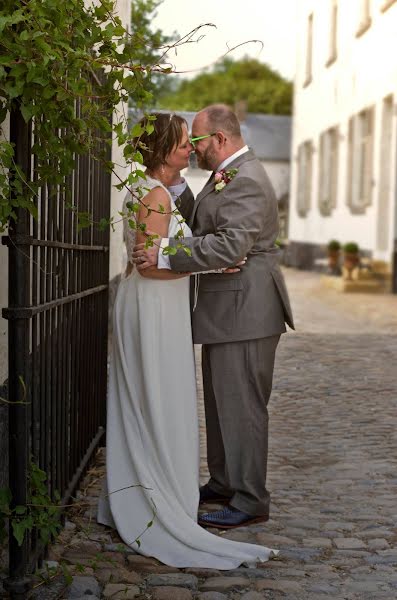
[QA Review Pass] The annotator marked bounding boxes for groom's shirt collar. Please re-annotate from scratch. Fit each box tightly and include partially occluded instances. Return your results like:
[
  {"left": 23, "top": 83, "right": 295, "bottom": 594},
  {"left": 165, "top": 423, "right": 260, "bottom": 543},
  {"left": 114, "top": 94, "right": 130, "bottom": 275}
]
[{"left": 216, "top": 145, "right": 249, "bottom": 172}]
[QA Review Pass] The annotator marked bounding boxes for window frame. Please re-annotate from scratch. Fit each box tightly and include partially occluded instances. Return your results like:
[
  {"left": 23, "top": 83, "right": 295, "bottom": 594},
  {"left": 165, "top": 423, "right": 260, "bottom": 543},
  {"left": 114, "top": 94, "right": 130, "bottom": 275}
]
[
  {"left": 326, "top": 0, "right": 338, "bottom": 67},
  {"left": 318, "top": 126, "right": 339, "bottom": 216},
  {"left": 356, "top": 0, "right": 372, "bottom": 37},
  {"left": 381, "top": 0, "right": 397, "bottom": 12},
  {"left": 346, "top": 107, "right": 374, "bottom": 214},
  {"left": 297, "top": 140, "right": 313, "bottom": 217},
  {"left": 303, "top": 13, "right": 314, "bottom": 87}
]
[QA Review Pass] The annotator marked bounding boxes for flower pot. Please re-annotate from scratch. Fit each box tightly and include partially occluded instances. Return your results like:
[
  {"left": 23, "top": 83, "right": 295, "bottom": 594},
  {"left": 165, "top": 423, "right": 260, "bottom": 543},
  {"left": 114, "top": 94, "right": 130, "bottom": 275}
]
[
  {"left": 343, "top": 252, "right": 359, "bottom": 280},
  {"left": 327, "top": 250, "right": 340, "bottom": 274}
]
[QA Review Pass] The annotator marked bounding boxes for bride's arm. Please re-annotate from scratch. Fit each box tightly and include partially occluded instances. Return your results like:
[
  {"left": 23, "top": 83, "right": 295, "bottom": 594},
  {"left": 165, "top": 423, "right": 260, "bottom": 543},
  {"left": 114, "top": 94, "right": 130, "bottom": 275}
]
[{"left": 135, "top": 187, "right": 188, "bottom": 280}]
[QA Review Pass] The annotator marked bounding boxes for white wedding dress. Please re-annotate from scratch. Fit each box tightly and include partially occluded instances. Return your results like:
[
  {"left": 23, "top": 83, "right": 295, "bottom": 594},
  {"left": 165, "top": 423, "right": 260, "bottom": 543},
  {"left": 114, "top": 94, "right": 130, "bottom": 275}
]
[{"left": 97, "top": 176, "right": 277, "bottom": 568}]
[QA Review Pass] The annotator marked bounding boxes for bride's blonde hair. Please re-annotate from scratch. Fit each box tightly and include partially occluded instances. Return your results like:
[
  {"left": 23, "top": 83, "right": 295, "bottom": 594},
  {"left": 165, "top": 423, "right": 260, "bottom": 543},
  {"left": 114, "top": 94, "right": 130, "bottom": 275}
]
[{"left": 133, "top": 112, "right": 187, "bottom": 170}]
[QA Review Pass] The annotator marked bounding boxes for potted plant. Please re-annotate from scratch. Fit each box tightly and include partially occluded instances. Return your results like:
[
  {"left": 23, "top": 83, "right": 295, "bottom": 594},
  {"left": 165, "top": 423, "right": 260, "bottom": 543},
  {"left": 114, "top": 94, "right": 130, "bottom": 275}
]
[
  {"left": 343, "top": 241, "right": 360, "bottom": 279},
  {"left": 327, "top": 239, "right": 341, "bottom": 274}
]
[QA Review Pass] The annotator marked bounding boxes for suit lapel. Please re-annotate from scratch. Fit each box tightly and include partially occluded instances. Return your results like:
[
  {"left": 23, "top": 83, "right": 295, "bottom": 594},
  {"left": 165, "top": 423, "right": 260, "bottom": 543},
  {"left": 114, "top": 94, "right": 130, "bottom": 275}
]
[
  {"left": 190, "top": 172, "right": 214, "bottom": 226},
  {"left": 190, "top": 150, "right": 256, "bottom": 227}
]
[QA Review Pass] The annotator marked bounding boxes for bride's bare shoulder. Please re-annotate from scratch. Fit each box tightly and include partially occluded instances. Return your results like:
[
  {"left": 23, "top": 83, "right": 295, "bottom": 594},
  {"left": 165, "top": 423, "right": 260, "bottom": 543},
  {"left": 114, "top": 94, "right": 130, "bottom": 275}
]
[{"left": 142, "top": 185, "right": 171, "bottom": 212}]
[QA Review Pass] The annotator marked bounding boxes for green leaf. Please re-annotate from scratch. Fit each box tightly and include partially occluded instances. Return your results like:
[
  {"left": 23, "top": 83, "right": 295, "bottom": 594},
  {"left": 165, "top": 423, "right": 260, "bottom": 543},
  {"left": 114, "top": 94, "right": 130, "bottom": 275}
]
[
  {"left": 132, "top": 151, "right": 143, "bottom": 164},
  {"left": 99, "top": 218, "right": 109, "bottom": 231},
  {"left": 131, "top": 123, "right": 143, "bottom": 138},
  {"left": 20, "top": 29, "right": 30, "bottom": 41},
  {"left": 61, "top": 564, "right": 73, "bottom": 585},
  {"left": 15, "top": 505, "right": 26, "bottom": 515},
  {"left": 12, "top": 520, "right": 28, "bottom": 546},
  {"left": 162, "top": 246, "right": 177, "bottom": 256},
  {"left": 20, "top": 104, "right": 35, "bottom": 123}
]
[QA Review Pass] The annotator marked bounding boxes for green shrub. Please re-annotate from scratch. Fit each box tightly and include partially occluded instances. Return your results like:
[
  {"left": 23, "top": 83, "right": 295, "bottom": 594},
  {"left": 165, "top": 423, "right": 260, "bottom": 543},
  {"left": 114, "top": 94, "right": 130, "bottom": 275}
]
[
  {"left": 327, "top": 239, "right": 341, "bottom": 252},
  {"left": 343, "top": 242, "right": 359, "bottom": 254}
]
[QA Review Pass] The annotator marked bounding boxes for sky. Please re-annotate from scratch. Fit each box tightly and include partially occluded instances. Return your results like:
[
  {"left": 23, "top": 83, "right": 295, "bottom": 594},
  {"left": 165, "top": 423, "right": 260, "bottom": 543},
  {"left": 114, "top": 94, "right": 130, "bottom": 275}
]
[{"left": 152, "top": 0, "right": 298, "bottom": 81}]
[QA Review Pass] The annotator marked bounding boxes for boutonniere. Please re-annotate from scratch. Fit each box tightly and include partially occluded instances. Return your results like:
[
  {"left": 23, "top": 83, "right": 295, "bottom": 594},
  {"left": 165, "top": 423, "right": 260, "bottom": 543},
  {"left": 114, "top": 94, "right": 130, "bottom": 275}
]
[{"left": 214, "top": 168, "right": 238, "bottom": 193}]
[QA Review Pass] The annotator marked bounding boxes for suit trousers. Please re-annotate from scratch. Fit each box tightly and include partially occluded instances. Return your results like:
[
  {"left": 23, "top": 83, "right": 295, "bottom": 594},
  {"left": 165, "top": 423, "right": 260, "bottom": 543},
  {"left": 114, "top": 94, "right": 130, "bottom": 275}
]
[{"left": 201, "top": 335, "right": 280, "bottom": 516}]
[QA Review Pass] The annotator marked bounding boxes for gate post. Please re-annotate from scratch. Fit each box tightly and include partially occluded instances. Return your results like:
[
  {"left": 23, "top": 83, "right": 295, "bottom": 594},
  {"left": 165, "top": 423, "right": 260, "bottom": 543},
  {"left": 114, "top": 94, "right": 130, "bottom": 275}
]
[{"left": 3, "top": 108, "right": 33, "bottom": 599}]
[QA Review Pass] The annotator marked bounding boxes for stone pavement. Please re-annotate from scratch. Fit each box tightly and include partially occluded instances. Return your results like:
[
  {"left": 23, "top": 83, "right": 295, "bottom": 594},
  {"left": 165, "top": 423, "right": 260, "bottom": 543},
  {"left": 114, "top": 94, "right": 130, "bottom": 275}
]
[{"left": 30, "top": 269, "right": 397, "bottom": 599}]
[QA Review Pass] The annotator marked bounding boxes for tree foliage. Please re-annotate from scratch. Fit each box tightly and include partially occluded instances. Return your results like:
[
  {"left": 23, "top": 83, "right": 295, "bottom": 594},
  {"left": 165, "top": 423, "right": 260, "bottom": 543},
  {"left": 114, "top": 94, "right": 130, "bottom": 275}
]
[
  {"left": 160, "top": 57, "right": 293, "bottom": 115},
  {"left": 130, "top": 0, "right": 179, "bottom": 103}
]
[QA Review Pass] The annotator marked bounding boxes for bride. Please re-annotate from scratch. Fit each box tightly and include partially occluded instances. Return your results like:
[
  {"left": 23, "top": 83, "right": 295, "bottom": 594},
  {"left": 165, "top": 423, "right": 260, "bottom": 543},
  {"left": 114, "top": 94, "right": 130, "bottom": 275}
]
[{"left": 97, "top": 112, "right": 277, "bottom": 568}]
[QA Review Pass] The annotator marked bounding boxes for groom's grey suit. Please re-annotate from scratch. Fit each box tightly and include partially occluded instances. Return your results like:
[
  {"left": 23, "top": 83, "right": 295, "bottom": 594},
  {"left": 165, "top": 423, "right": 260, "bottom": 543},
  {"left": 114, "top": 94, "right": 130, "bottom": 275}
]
[{"left": 169, "top": 150, "right": 294, "bottom": 516}]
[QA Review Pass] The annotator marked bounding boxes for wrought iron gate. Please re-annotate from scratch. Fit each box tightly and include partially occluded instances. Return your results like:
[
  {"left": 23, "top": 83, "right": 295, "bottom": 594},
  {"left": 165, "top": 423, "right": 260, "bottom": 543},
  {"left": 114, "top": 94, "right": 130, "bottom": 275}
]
[{"left": 2, "top": 106, "right": 111, "bottom": 597}]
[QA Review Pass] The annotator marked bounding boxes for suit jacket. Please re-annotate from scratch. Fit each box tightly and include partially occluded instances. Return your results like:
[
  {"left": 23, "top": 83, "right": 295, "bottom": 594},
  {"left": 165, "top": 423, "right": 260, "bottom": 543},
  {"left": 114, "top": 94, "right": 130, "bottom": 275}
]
[
  {"left": 169, "top": 150, "right": 294, "bottom": 344},
  {"left": 174, "top": 185, "right": 195, "bottom": 225}
]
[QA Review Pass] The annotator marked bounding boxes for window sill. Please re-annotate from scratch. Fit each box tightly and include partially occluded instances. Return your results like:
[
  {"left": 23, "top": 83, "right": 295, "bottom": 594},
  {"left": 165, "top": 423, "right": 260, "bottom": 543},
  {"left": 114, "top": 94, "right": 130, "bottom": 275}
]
[
  {"left": 319, "top": 204, "right": 334, "bottom": 217},
  {"left": 325, "top": 54, "right": 337, "bottom": 68},
  {"left": 356, "top": 18, "right": 371, "bottom": 38},
  {"left": 347, "top": 203, "right": 368, "bottom": 215},
  {"left": 297, "top": 208, "right": 310, "bottom": 218},
  {"left": 381, "top": 0, "right": 397, "bottom": 12}
]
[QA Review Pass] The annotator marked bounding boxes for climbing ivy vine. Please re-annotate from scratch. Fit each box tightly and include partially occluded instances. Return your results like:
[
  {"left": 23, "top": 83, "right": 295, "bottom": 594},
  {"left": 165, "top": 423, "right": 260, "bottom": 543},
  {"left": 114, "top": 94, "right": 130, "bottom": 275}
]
[{"left": 0, "top": 0, "right": 171, "bottom": 231}]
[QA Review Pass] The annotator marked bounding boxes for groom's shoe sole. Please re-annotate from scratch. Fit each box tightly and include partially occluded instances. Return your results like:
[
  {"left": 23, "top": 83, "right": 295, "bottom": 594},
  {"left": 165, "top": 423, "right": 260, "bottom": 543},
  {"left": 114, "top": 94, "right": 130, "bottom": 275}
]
[{"left": 198, "top": 515, "right": 269, "bottom": 529}]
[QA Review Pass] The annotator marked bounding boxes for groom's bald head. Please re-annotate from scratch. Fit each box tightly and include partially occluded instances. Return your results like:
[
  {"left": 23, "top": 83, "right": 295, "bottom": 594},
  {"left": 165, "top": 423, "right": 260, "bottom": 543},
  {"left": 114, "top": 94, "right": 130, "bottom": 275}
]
[
  {"left": 192, "top": 104, "right": 245, "bottom": 170},
  {"left": 199, "top": 104, "right": 242, "bottom": 140}
]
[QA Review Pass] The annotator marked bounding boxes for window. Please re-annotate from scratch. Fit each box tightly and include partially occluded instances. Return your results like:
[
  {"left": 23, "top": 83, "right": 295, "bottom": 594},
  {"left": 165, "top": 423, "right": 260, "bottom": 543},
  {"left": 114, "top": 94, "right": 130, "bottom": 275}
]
[
  {"left": 318, "top": 127, "right": 339, "bottom": 216},
  {"left": 377, "top": 96, "right": 393, "bottom": 251},
  {"left": 347, "top": 107, "right": 374, "bottom": 213},
  {"left": 304, "top": 13, "right": 313, "bottom": 86},
  {"left": 356, "top": 0, "right": 371, "bottom": 36},
  {"left": 381, "top": 0, "right": 397, "bottom": 12},
  {"left": 297, "top": 141, "right": 313, "bottom": 217},
  {"left": 326, "top": 0, "right": 338, "bottom": 66}
]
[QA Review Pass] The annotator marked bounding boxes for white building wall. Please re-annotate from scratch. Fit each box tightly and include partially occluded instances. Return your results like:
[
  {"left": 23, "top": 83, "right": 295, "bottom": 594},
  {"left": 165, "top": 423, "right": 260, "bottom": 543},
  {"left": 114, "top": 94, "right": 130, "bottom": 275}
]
[
  {"left": 109, "top": 0, "right": 131, "bottom": 280},
  {"left": 290, "top": 0, "right": 397, "bottom": 262}
]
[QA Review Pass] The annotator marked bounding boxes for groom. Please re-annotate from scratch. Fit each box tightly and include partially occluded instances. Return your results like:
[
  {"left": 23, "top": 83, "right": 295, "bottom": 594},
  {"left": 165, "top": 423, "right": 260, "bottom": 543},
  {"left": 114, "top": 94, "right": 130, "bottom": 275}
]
[{"left": 133, "top": 104, "right": 294, "bottom": 528}]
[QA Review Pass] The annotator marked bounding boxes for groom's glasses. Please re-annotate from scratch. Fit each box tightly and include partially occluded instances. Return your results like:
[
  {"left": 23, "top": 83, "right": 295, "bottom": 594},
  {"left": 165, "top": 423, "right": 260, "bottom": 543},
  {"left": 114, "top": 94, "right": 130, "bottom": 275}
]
[{"left": 190, "top": 132, "right": 216, "bottom": 148}]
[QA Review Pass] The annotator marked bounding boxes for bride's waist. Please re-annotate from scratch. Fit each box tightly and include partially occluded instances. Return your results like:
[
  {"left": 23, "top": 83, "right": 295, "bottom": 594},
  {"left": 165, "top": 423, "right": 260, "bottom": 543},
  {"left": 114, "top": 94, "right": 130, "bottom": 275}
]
[{"left": 120, "top": 267, "right": 189, "bottom": 286}]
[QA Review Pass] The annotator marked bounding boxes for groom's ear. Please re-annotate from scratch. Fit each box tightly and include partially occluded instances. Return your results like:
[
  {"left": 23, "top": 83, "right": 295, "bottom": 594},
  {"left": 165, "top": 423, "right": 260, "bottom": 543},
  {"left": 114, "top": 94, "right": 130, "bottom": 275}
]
[{"left": 215, "top": 131, "right": 227, "bottom": 147}]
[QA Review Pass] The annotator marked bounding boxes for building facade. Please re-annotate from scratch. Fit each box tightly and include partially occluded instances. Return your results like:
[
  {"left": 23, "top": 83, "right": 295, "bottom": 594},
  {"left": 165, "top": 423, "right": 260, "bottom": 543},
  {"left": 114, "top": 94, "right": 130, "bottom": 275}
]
[{"left": 289, "top": 0, "right": 397, "bottom": 281}]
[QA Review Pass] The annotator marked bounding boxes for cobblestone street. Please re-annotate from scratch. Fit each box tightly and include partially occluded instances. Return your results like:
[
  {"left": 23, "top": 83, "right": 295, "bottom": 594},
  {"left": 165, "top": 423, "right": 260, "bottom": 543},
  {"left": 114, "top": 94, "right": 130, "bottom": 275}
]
[{"left": 26, "top": 268, "right": 397, "bottom": 600}]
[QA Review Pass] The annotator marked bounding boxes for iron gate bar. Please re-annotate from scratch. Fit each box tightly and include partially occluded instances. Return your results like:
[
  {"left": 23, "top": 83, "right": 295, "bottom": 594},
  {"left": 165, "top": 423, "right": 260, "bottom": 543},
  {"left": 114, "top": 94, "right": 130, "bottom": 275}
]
[
  {"left": 2, "top": 284, "right": 108, "bottom": 318},
  {"left": 5, "top": 107, "right": 33, "bottom": 598},
  {"left": 2, "top": 234, "right": 109, "bottom": 251},
  {"left": 5, "top": 88, "right": 111, "bottom": 597}
]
